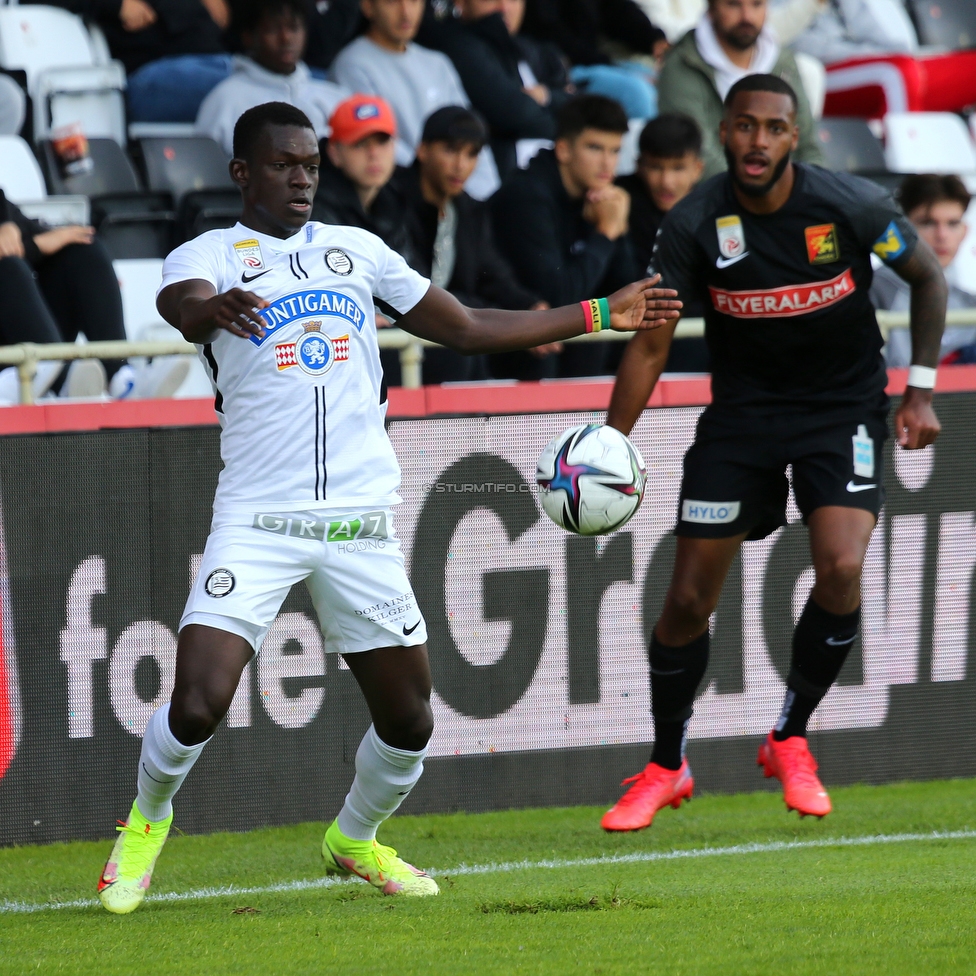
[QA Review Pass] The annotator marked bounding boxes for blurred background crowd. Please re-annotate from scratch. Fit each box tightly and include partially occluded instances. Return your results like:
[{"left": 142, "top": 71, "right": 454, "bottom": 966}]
[{"left": 0, "top": 0, "right": 974, "bottom": 401}]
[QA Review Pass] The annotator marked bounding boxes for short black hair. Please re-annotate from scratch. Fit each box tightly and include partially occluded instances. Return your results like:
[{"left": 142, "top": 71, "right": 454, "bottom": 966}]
[
  {"left": 555, "top": 94, "right": 629, "bottom": 141},
  {"left": 236, "top": 0, "right": 307, "bottom": 34},
  {"left": 723, "top": 74, "right": 798, "bottom": 115},
  {"left": 232, "top": 101, "right": 315, "bottom": 160},
  {"left": 420, "top": 106, "right": 487, "bottom": 150},
  {"left": 899, "top": 173, "right": 972, "bottom": 215},
  {"left": 638, "top": 113, "right": 702, "bottom": 159}
]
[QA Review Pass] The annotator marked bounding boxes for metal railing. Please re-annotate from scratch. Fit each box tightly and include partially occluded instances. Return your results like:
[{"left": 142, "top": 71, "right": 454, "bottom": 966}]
[{"left": 1, "top": 310, "right": 974, "bottom": 404}]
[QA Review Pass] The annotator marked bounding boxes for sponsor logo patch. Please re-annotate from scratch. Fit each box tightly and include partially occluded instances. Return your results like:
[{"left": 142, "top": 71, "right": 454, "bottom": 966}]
[
  {"left": 233, "top": 239, "right": 264, "bottom": 270},
  {"left": 252, "top": 510, "right": 389, "bottom": 543},
  {"left": 873, "top": 221, "right": 908, "bottom": 263},
  {"left": 205, "top": 568, "right": 235, "bottom": 597},
  {"left": 716, "top": 215, "right": 746, "bottom": 259},
  {"left": 852, "top": 424, "right": 875, "bottom": 478},
  {"left": 325, "top": 247, "right": 354, "bottom": 276},
  {"left": 681, "top": 500, "right": 741, "bottom": 524},
  {"left": 274, "top": 321, "right": 349, "bottom": 375},
  {"left": 251, "top": 290, "right": 366, "bottom": 345},
  {"left": 805, "top": 223, "right": 839, "bottom": 264},
  {"left": 709, "top": 268, "right": 855, "bottom": 319}
]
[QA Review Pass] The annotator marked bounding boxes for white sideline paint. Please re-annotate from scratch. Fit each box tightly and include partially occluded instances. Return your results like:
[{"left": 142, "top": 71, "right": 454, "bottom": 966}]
[{"left": 2, "top": 829, "right": 975, "bottom": 916}]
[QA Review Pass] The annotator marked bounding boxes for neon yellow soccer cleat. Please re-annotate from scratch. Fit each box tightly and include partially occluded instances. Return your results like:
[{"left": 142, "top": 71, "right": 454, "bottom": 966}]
[
  {"left": 322, "top": 820, "right": 439, "bottom": 897},
  {"left": 97, "top": 801, "right": 173, "bottom": 914}
]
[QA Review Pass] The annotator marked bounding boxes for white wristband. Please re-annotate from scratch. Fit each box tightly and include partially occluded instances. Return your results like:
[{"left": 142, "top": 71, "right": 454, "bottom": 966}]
[{"left": 907, "top": 365, "right": 937, "bottom": 390}]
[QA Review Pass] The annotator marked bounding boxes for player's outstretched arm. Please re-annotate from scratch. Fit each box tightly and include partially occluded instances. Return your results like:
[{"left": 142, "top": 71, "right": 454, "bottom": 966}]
[
  {"left": 157, "top": 279, "right": 270, "bottom": 343},
  {"left": 889, "top": 240, "right": 948, "bottom": 449},
  {"left": 396, "top": 277, "right": 681, "bottom": 354},
  {"left": 606, "top": 321, "right": 678, "bottom": 436}
]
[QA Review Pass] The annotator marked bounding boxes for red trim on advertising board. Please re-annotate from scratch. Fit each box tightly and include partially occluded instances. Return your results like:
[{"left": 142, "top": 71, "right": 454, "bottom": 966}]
[{"left": 0, "top": 366, "right": 973, "bottom": 435}]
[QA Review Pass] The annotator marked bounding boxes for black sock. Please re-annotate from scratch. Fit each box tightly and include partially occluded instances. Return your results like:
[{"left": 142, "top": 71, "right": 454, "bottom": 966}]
[
  {"left": 773, "top": 598, "right": 860, "bottom": 740},
  {"left": 649, "top": 630, "right": 709, "bottom": 769}
]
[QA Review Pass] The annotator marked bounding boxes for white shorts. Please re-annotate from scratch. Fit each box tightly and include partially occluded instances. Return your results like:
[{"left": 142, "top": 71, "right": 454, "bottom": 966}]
[{"left": 181, "top": 509, "right": 428, "bottom": 654}]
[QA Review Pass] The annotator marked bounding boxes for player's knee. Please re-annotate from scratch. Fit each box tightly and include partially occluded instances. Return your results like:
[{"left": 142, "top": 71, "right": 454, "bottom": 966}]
[
  {"left": 815, "top": 550, "right": 864, "bottom": 594},
  {"left": 663, "top": 583, "right": 719, "bottom": 632},
  {"left": 169, "top": 685, "right": 233, "bottom": 745},
  {"left": 381, "top": 700, "right": 434, "bottom": 753}
]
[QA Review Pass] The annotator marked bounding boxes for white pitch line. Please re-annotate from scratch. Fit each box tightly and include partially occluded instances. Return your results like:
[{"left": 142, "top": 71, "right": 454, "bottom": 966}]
[{"left": 3, "top": 829, "right": 974, "bottom": 916}]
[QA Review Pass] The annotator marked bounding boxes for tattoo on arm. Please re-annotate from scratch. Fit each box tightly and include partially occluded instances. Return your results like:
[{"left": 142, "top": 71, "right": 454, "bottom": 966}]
[{"left": 892, "top": 241, "right": 948, "bottom": 367}]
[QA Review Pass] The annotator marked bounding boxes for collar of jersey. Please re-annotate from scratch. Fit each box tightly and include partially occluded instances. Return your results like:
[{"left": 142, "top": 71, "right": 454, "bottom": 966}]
[{"left": 231, "top": 221, "right": 311, "bottom": 254}]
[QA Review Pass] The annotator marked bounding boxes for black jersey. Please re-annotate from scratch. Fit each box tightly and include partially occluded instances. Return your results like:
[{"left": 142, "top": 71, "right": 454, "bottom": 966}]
[{"left": 652, "top": 164, "right": 918, "bottom": 415}]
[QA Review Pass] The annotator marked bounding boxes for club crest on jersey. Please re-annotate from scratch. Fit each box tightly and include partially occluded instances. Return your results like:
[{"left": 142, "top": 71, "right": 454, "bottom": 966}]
[
  {"left": 233, "top": 238, "right": 265, "bottom": 270},
  {"left": 325, "top": 247, "right": 354, "bottom": 275},
  {"left": 275, "top": 322, "right": 349, "bottom": 375},
  {"left": 716, "top": 215, "right": 745, "bottom": 259},
  {"left": 805, "top": 223, "right": 839, "bottom": 264}
]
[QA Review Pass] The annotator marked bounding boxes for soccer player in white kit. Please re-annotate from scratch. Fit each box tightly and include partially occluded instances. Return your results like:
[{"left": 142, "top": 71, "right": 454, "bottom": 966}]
[{"left": 96, "top": 101, "right": 681, "bottom": 912}]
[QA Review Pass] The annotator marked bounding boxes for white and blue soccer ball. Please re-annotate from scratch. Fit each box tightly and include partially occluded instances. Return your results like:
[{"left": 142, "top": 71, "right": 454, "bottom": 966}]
[{"left": 536, "top": 423, "right": 646, "bottom": 536}]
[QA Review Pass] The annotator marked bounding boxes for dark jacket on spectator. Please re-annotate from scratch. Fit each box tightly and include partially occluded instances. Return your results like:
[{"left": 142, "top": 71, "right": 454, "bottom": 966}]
[
  {"left": 403, "top": 169, "right": 539, "bottom": 311},
  {"left": 491, "top": 148, "right": 640, "bottom": 377},
  {"left": 491, "top": 148, "right": 639, "bottom": 307},
  {"left": 521, "top": 0, "right": 665, "bottom": 66},
  {"left": 418, "top": 11, "right": 556, "bottom": 179},
  {"left": 512, "top": 32, "right": 575, "bottom": 115},
  {"left": 304, "top": 0, "right": 361, "bottom": 70},
  {"left": 312, "top": 159, "right": 416, "bottom": 266},
  {"left": 29, "top": 0, "right": 226, "bottom": 74},
  {"left": 1, "top": 189, "right": 45, "bottom": 266},
  {"left": 615, "top": 172, "right": 663, "bottom": 276}
]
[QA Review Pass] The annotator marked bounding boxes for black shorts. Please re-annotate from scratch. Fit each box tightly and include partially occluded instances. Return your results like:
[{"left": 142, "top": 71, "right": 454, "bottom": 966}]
[{"left": 676, "top": 405, "right": 888, "bottom": 540}]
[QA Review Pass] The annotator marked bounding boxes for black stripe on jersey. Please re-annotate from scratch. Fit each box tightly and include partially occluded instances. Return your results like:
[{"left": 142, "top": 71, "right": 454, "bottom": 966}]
[
  {"left": 289, "top": 254, "right": 302, "bottom": 280},
  {"left": 202, "top": 343, "right": 224, "bottom": 414},
  {"left": 373, "top": 297, "right": 402, "bottom": 323},
  {"left": 314, "top": 386, "right": 321, "bottom": 500},
  {"left": 294, "top": 251, "right": 309, "bottom": 278},
  {"left": 320, "top": 384, "right": 327, "bottom": 498}
]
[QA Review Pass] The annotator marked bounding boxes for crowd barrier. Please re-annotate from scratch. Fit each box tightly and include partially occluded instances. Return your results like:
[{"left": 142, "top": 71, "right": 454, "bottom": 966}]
[
  {"left": 2, "top": 309, "right": 974, "bottom": 402},
  {"left": 1, "top": 367, "right": 975, "bottom": 846}
]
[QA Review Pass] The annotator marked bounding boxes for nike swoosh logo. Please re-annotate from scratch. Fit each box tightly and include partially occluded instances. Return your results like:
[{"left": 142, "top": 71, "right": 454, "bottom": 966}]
[
  {"left": 403, "top": 620, "right": 421, "bottom": 636},
  {"left": 846, "top": 481, "right": 877, "bottom": 492},
  {"left": 650, "top": 667, "right": 686, "bottom": 676},
  {"left": 241, "top": 270, "right": 270, "bottom": 283},
  {"left": 716, "top": 251, "right": 750, "bottom": 268},
  {"left": 825, "top": 635, "right": 857, "bottom": 646}
]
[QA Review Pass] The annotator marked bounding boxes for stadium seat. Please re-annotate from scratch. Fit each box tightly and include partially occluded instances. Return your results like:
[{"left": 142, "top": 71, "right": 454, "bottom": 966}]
[
  {"left": 0, "top": 6, "right": 126, "bottom": 145},
  {"left": 906, "top": 0, "right": 976, "bottom": 49},
  {"left": 817, "top": 118, "right": 887, "bottom": 173},
  {"left": 139, "top": 136, "right": 233, "bottom": 198},
  {"left": 40, "top": 137, "right": 176, "bottom": 258},
  {"left": 0, "top": 133, "right": 89, "bottom": 223},
  {"left": 883, "top": 112, "right": 976, "bottom": 176}
]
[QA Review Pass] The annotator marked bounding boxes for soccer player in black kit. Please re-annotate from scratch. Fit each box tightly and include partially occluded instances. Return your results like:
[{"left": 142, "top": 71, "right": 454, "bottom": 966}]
[{"left": 601, "top": 74, "right": 947, "bottom": 830}]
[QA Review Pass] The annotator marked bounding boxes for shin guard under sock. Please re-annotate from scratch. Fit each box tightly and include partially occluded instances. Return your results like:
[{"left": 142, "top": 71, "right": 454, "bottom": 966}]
[
  {"left": 774, "top": 598, "right": 860, "bottom": 740},
  {"left": 649, "top": 631, "right": 709, "bottom": 770}
]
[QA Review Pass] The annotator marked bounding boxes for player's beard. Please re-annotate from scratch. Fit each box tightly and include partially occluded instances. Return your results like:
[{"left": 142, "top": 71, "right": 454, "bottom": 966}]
[{"left": 724, "top": 146, "right": 791, "bottom": 198}]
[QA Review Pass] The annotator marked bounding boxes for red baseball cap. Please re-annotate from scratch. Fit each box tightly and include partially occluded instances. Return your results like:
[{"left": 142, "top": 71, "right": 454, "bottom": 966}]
[{"left": 328, "top": 95, "right": 397, "bottom": 145}]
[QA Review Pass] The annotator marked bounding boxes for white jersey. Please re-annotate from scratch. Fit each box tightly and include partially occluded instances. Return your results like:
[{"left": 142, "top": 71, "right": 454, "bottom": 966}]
[{"left": 159, "top": 221, "right": 430, "bottom": 515}]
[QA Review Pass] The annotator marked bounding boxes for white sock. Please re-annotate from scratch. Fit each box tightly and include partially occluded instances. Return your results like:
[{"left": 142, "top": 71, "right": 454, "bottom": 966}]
[
  {"left": 135, "top": 703, "right": 209, "bottom": 823},
  {"left": 335, "top": 725, "right": 426, "bottom": 842}
]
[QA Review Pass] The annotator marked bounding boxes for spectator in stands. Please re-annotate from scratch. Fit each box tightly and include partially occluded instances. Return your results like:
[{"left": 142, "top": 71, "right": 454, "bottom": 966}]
[
  {"left": 40, "top": 0, "right": 234, "bottom": 123},
  {"left": 195, "top": 0, "right": 348, "bottom": 155},
  {"left": 491, "top": 94, "right": 640, "bottom": 379},
  {"left": 615, "top": 111, "right": 707, "bottom": 372},
  {"left": 403, "top": 106, "right": 543, "bottom": 382},
  {"left": 500, "top": 0, "right": 575, "bottom": 116},
  {"left": 313, "top": 95, "right": 414, "bottom": 262},
  {"left": 418, "top": 0, "right": 557, "bottom": 180},
  {"left": 0, "top": 189, "right": 154, "bottom": 400},
  {"left": 330, "top": 0, "right": 499, "bottom": 199},
  {"left": 792, "top": 0, "right": 976, "bottom": 118},
  {"left": 657, "top": 0, "right": 823, "bottom": 178},
  {"left": 0, "top": 76, "right": 25, "bottom": 136},
  {"left": 635, "top": 0, "right": 826, "bottom": 45},
  {"left": 871, "top": 174, "right": 976, "bottom": 368},
  {"left": 520, "top": 0, "right": 665, "bottom": 119}
]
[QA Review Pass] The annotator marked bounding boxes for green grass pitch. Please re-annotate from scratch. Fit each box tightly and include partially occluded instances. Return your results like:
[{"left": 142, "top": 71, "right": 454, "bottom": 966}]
[{"left": 2, "top": 779, "right": 976, "bottom": 975}]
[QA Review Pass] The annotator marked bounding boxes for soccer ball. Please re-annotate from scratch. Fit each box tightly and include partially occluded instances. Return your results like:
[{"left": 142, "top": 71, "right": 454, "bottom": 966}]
[{"left": 536, "top": 423, "right": 646, "bottom": 536}]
